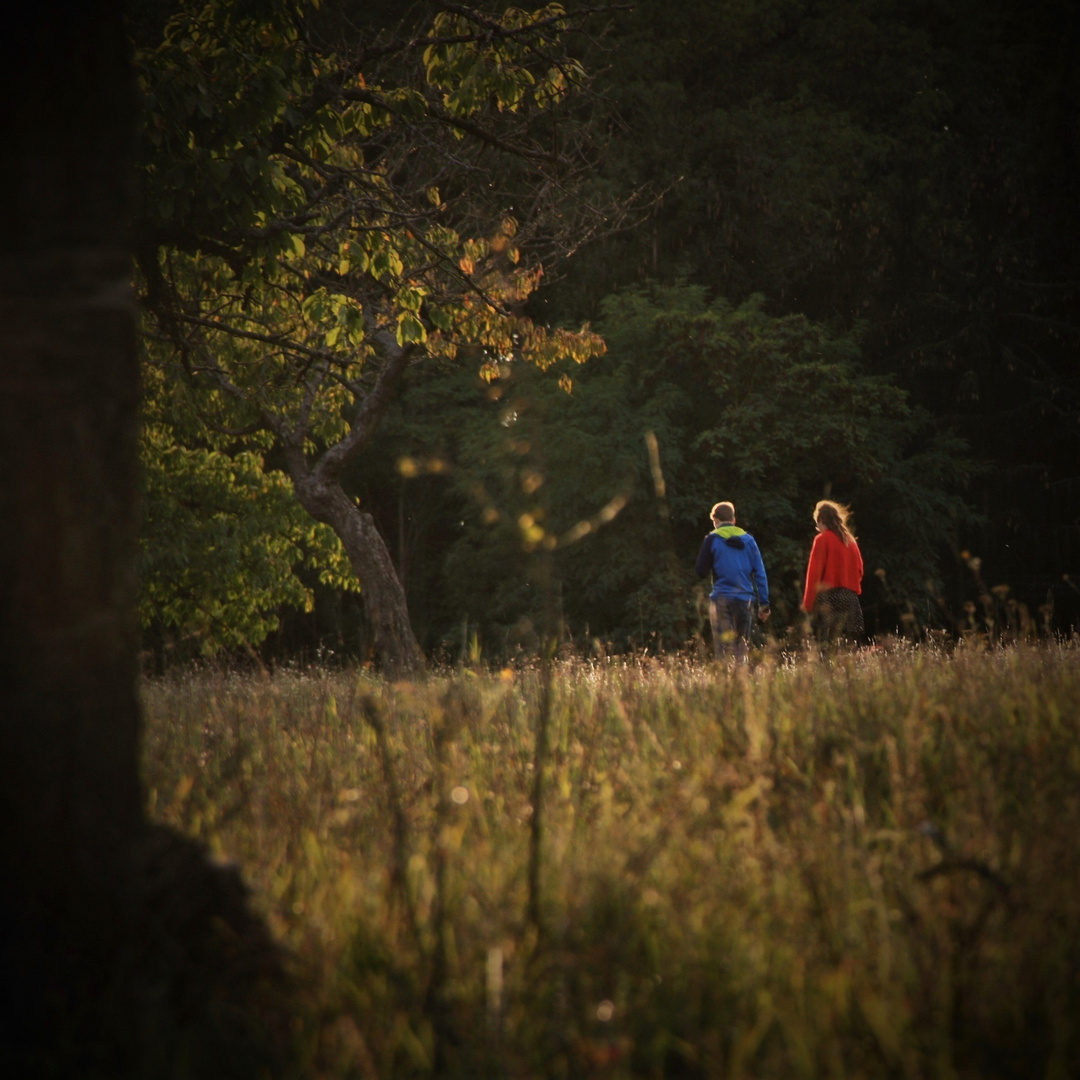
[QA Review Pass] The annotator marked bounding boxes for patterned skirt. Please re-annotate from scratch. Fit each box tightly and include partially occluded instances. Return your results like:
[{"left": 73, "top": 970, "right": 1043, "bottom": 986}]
[{"left": 812, "top": 587, "right": 864, "bottom": 641}]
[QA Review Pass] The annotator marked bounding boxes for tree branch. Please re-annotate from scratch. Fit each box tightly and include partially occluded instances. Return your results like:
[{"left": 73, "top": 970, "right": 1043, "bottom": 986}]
[{"left": 313, "top": 327, "right": 416, "bottom": 485}]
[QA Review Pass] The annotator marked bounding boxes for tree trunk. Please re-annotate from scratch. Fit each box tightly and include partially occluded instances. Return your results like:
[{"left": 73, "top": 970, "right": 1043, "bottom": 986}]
[
  {"left": 290, "top": 470, "right": 426, "bottom": 674},
  {"left": 1, "top": 5, "right": 291, "bottom": 1073},
  {"left": 0, "top": 6, "right": 144, "bottom": 1059}
]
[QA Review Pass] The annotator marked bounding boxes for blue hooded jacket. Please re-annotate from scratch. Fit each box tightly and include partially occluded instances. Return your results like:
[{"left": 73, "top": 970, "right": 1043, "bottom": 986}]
[{"left": 695, "top": 524, "right": 769, "bottom": 604}]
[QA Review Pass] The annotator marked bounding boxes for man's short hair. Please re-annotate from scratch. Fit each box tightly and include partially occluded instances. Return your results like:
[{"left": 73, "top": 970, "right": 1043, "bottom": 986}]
[{"left": 711, "top": 501, "right": 735, "bottom": 522}]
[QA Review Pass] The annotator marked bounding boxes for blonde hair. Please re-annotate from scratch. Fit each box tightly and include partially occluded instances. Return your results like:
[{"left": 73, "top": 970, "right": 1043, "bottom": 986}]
[
  {"left": 711, "top": 501, "right": 735, "bottom": 523},
  {"left": 815, "top": 499, "right": 855, "bottom": 545}
]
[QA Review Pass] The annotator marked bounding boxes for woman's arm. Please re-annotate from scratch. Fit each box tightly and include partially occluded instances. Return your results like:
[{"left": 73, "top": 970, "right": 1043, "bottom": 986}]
[{"left": 802, "top": 533, "right": 825, "bottom": 612}]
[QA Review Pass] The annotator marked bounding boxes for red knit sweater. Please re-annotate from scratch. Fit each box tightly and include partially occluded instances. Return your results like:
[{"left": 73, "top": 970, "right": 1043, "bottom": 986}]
[{"left": 802, "top": 528, "right": 864, "bottom": 612}]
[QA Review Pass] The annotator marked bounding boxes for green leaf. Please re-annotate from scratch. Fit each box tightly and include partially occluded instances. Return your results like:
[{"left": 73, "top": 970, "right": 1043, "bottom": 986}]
[{"left": 396, "top": 312, "right": 427, "bottom": 345}]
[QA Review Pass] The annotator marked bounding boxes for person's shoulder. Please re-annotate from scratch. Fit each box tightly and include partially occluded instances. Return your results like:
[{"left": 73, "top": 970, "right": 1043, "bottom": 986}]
[{"left": 742, "top": 530, "right": 762, "bottom": 551}]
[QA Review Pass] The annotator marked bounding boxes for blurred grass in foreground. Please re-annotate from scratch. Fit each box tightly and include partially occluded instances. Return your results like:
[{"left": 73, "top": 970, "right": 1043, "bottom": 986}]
[{"left": 142, "top": 643, "right": 1080, "bottom": 1079}]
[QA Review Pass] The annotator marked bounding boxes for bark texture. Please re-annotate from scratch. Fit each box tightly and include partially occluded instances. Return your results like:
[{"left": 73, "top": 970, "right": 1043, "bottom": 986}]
[
  {"left": 290, "top": 466, "right": 426, "bottom": 675},
  {"left": 1, "top": 10, "right": 145, "bottom": 1056},
  {"left": 0, "top": 4, "right": 293, "bottom": 1074},
  {"left": 280, "top": 332, "right": 426, "bottom": 675}
]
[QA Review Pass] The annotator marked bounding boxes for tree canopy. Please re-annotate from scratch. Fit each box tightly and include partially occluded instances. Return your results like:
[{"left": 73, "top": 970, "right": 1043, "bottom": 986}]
[{"left": 134, "top": 0, "right": 614, "bottom": 668}]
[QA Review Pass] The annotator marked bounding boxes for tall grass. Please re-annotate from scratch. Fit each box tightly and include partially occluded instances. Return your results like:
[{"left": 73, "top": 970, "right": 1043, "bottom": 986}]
[{"left": 142, "top": 643, "right": 1080, "bottom": 1079}]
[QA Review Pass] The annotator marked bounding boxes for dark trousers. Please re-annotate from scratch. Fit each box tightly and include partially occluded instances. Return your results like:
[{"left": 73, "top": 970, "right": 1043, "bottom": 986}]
[
  {"left": 709, "top": 596, "right": 752, "bottom": 661},
  {"left": 812, "top": 586, "right": 865, "bottom": 642}
]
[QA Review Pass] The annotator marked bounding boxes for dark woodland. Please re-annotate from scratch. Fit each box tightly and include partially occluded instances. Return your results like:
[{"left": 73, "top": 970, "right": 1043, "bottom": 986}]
[
  {"left": 3, "top": 1, "right": 1080, "bottom": 1076},
  {"left": 130, "top": 0, "right": 1080, "bottom": 665}
]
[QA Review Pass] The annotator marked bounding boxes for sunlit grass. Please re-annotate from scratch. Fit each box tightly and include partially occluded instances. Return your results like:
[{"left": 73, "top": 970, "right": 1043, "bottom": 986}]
[{"left": 142, "top": 642, "right": 1080, "bottom": 1078}]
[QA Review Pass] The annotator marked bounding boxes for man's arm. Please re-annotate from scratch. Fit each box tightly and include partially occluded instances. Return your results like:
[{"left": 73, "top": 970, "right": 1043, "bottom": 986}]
[
  {"left": 695, "top": 535, "right": 714, "bottom": 578},
  {"left": 750, "top": 540, "right": 770, "bottom": 619}
]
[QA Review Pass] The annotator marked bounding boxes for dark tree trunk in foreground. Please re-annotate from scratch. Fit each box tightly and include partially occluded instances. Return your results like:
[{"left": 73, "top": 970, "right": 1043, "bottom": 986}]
[
  {"left": 1, "top": 4, "right": 290, "bottom": 1075},
  {"left": 0, "top": 3, "right": 145, "bottom": 1051}
]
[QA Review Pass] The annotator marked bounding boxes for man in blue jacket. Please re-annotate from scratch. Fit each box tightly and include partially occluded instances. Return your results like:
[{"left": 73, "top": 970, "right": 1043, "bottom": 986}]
[{"left": 695, "top": 501, "right": 770, "bottom": 661}]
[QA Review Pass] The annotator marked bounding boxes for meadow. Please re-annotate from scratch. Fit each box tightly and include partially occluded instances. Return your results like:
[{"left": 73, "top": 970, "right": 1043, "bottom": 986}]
[{"left": 142, "top": 642, "right": 1080, "bottom": 1079}]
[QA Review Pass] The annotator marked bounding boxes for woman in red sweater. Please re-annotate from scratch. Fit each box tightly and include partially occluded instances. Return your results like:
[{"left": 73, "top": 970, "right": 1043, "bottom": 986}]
[{"left": 801, "top": 500, "right": 864, "bottom": 641}]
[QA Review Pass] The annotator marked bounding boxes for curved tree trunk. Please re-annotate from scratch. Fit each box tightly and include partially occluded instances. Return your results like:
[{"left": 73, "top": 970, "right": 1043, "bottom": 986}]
[{"left": 290, "top": 470, "right": 425, "bottom": 675}]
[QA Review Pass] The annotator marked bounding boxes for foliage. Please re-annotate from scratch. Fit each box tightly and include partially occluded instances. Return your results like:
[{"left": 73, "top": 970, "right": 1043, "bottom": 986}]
[
  {"left": 139, "top": 418, "right": 354, "bottom": 658},
  {"left": 342, "top": 342, "right": 693, "bottom": 655},
  {"left": 132, "top": 0, "right": 1078, "bottom": 657},
  {"left": 134, "top": 0, "right": 604, "bottom": 401},
  {"left": 594, "top": 285, "right": 978, "bottom": 620},
  {"left": 142, "top": 644, "right": 1080, "bottom": 1078},
  {"left": 546, "top": 0, "right": 1080, "bottom": 598},
  {"left": 366, "top": 282, "right": 975, "bottom": 653},
  {"left": 132, "top": 0, "right": 611, "bottom": 662}
]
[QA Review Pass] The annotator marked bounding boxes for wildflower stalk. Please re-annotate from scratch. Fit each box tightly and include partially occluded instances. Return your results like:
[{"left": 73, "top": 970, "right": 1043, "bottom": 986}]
[
  {"left": 361, "top": 695, "right": 423, "bottom": 955},
  {"left": 526, "top": 550, "right": 556, "bottom": 942}
]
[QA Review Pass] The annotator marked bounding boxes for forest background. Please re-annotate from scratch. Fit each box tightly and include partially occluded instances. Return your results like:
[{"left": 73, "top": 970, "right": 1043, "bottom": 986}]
[
  {"left": 134, "top": 0, "right": 1080, "bottom": 669},
  {"left": 5, "top": 3, "right": 1080, "bottom": 1074}
]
